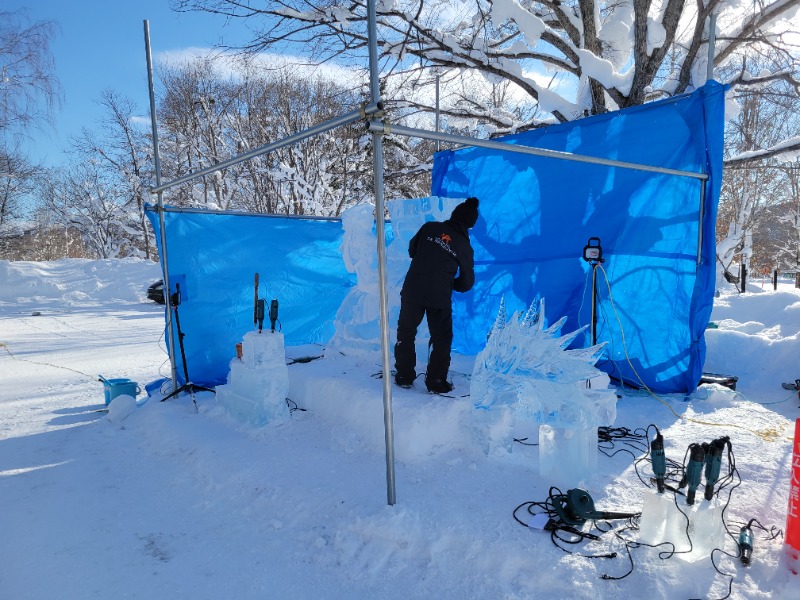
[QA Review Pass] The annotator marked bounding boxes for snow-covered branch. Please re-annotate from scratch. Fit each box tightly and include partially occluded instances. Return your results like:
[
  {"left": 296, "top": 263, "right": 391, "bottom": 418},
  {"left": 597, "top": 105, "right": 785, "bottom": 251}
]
[
  {"left": 173, "top": 0, "right": 800, "bottom": 131},
  {"left": 725, "top": 136, "right": 800, "bottom": 167}
]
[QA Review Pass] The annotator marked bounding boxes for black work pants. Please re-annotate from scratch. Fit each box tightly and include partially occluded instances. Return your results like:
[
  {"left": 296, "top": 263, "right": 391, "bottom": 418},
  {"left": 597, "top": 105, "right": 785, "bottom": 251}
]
[{"left": 394, "top": 299, "right": 453, "bottom": 383}]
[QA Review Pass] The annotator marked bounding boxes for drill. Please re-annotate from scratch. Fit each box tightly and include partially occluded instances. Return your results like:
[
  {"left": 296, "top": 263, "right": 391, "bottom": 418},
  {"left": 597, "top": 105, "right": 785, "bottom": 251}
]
[
  {"left": 269, "top": 299, "right": 279, "bottom": 332},
  {"left": 704, "top": 436, "right": 728, "bottom": 501},
  {"left": 680, "top": 443, "right": 705, "bottom": 505},
  {"left": 651, "top": 432, "right": 667, "bottom": 493},
  {"left": 256, "top": 298, "right": 266, "bottom": 332},
  {"left": 739, "top": 524, "right": 754, "bottom": 565}
]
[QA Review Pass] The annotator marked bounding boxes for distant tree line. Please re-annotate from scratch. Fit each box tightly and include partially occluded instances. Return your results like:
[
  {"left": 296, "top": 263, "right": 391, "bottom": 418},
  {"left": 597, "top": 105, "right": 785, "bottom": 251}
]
[{"left": 5, "top": 56, "right": 434, "bottom": 261}]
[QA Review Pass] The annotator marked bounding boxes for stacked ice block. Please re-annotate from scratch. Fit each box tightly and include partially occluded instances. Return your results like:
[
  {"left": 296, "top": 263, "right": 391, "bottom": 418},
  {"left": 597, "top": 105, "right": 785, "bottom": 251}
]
[{"left": 215, "top": 330, "right": 290, "bottom": 426}]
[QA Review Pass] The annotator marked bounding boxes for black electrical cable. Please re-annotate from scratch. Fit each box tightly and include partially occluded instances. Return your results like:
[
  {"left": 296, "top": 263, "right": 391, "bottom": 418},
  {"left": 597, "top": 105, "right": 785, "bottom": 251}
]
[
  {"left": 287, "top": 355, "right": 323, "bottom": 365},
  {"left": 514, "top": 488, "right": 630, "bottom": 561},
  {"left": 690, "top": 439, "right": 741, "bottom": 600},
  {"left": 513, "top": 437, "right": 538, "bottom": 446},
  {"left": 285, "top": 397, "right": 306, "bottom": 414},
  {"left": 709, "top": 547, "right": 737, "bottom": 600}
]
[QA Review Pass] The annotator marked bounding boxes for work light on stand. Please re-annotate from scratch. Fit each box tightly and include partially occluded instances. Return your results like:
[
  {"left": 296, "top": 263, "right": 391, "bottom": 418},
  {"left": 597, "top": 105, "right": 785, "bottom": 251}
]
[{"left": 582, "top": 237, "right": 604, "bottom": 346}]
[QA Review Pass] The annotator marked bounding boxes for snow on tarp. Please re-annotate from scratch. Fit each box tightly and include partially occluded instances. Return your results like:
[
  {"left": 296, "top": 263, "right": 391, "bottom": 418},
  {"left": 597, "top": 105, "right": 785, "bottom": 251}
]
[
  {"left": 145, "top": 209, "right": 354, "bottom": 386},
  {"left": 431, "top": 81, "right": 725, "bottom": 394}
]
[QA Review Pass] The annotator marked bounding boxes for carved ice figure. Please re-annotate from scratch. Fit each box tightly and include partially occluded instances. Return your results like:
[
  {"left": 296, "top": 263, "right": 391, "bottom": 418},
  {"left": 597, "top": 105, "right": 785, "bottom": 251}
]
[
  {"left": 470, "top": 297, "right": 617, "bottom": 429},
  {"left": 470, "top": 297, "right": 617, "bottom": 485},
  {"left": 326, "top": 203, "right": 381, "bottom": 356},
  {"left": 326, "top": 197, "right": 463, "bottom": 357}
]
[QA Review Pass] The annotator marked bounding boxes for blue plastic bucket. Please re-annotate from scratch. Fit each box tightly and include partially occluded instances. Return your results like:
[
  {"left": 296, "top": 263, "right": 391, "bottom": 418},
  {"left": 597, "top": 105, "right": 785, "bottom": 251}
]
[{"left": 101, "top": 378, "right": 140, "bottom": 406}]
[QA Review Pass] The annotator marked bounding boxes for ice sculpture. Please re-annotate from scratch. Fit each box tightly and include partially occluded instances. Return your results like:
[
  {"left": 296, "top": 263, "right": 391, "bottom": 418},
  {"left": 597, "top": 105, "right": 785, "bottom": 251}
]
[
  {"left": 325, "top": 204, "right": 382, "bottom": 356},
  {"left": 215, "top": 330, "right": 290, "bottom": 426},
  {"left": 471, "top": 297, "right": 616, "bottom": 427},
  {"left": 326, "top": 197, "right": 462, "bottom": 357},
  {"left": 470, "top": 297, "right": 618, "bottom": 485}
]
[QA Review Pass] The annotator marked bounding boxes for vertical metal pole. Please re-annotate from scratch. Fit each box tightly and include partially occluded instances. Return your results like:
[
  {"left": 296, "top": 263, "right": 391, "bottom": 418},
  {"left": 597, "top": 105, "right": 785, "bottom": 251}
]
[
  {"left": 435, "top": 73, "right": 440, "bottom": 153},
  {"left": 702, "top": 14, "right": 715, "bottom": 275},
  {"left": 591, "top": 265, "right": 598, "bottom": 346},
  {"left": 144, "top": 20, "right": 178, "bottom": 389},
  {"left": 697, "top": 181, "right": 706, "bottom": 267},
  {"left": 368, "top": 0, "right": 396, "bottom": 506},
  {"left": 707, "top": 13, "right": 717, "bottom": 82}
]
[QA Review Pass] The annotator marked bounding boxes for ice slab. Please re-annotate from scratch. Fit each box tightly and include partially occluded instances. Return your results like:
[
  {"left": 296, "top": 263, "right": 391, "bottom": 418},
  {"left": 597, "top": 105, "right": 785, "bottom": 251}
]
[
  {"left": 241, "top": 330, "right": 287, "bottom": 368},
  {"left": 538, "top": 425, "right": 597, "bottom": 488},
  {"left": 217, "top": 331, "right": 290, "bottom": 426},
  {"left": 638, "top": 489, "right": 726, "bottom": 562}
]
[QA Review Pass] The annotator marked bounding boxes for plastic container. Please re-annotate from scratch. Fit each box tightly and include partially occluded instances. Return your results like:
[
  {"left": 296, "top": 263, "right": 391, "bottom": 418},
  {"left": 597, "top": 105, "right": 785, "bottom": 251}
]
[{"left": 101, "top": 377, "right": 140, "bottom": 406}]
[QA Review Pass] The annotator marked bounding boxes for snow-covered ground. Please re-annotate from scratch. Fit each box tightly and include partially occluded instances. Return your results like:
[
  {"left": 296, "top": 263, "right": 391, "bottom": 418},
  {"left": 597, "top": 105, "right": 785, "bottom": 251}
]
[{"left": 1, "top": 258, "right": 799, "bottom": 599}]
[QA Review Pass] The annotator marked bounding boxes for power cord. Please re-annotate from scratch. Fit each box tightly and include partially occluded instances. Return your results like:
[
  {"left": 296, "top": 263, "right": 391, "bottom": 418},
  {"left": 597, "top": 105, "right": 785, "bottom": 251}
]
[
  {"left": 285, "top": 397, "right": 307, "bottom": 414},
  {"left": 515, "top": 424, "right": 782, "bottom": 595},
  {"left": 513, "top": 487, "right": 642, "bottom": 561},
  {"left": 596, "top": 264, "right": 784, "bottom": 442},
  {"left": 1, "top": 340, "right": 96, "bottom": 380}
]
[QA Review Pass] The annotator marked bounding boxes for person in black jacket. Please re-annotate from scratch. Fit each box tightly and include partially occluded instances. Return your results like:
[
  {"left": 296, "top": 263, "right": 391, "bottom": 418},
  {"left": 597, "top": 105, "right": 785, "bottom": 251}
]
[{"left": 394, "top": 197, "right": 479, "bottom": 393}]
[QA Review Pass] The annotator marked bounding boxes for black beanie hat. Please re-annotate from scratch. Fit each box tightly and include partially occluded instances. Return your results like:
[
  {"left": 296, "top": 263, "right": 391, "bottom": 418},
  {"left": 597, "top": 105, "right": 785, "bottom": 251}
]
[{"left": 450, "top": 197, "right": 479, "bottom": 229}]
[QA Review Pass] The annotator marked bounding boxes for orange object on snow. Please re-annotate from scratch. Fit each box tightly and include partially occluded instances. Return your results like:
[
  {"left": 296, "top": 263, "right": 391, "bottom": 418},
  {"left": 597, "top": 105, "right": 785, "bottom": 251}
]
[{"left": 787, "top": 419, "right": 800, "bottom": 554}]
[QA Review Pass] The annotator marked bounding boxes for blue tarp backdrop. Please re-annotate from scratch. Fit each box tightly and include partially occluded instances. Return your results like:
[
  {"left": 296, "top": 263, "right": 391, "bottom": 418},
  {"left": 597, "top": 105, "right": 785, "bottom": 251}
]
[
  {"left": 148, "top": 81, "right": 724, "bottom": 394},
  {"left": 432, "top": 81, "right": 725, "bottom": 393},
  {"left": 145, "top": 210, "right": 354, "bottom": 386}
]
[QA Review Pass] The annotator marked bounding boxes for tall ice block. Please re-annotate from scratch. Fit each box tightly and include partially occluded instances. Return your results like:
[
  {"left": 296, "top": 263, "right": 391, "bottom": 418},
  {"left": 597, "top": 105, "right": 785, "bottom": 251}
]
[
  {"left": 216, "top": 331, "right": 289, "bottom": 426},
  {"left": 638, "top": 489, "right": 726, "bottom": 562},
  {"left": 538, "top": 425, "right": 597, "bottom": 488}
]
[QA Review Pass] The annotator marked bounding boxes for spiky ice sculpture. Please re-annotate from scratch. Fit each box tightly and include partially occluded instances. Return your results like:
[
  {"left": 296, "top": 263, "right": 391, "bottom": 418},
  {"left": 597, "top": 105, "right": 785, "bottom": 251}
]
[{"left": 470, "top": 297, "right": 617, "bottom": 429}]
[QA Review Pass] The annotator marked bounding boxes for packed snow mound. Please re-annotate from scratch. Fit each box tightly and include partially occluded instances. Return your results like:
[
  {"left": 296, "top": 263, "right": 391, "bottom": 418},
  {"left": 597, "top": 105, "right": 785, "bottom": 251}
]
[
  {"left": 0, "top": 258, "right": 162, "bottom": 307},
  {"left": 2, "top": 260, "right": 800, "bottom": 599}
]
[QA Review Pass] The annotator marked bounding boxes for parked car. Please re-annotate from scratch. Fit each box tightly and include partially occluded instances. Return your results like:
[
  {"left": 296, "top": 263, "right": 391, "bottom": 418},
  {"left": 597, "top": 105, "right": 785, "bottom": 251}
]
[{"left": 147, "top": 280, "right": 165, "bottom": 304}]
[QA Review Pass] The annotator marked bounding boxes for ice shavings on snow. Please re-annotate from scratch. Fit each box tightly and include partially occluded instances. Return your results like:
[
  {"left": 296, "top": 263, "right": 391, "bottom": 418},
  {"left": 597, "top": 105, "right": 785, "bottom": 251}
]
[
  {"left": 490, "top": 0, "right": 545, "bottom": 47},
  {"left": 3, "top": 260, "right": 800, "bottom": 598}
]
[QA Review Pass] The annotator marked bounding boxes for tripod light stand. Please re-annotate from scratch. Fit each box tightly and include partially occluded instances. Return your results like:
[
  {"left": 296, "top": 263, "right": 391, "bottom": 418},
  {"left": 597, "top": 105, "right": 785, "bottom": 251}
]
[
  {"left": 161, "top": 283, "right": 215, "bottom": 403},
  {"left": 582, "top": 237, "right": 604, "bottom": 346}
]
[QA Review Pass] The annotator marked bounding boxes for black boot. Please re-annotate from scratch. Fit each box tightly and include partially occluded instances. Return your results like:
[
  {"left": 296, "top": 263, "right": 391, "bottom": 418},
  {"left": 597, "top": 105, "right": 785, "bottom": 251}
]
[
  {"left": 425, "top": 377, "right": 454, "bottom": 394},
  {"left": 395, "top": 374, "right": 414, "bottom": 388}
]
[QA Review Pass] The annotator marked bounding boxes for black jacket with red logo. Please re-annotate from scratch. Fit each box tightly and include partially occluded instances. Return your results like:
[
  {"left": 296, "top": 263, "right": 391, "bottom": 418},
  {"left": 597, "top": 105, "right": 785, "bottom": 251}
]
[{"left": 400, "top": 219, "right": 475, "bottom": 309}]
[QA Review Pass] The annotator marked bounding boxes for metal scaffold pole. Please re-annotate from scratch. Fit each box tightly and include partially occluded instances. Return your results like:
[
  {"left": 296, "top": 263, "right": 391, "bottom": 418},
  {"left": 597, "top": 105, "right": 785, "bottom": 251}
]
[
  {"left": 367, "top": 0, "right": 397, "bottom": 506},
  {"left": 144, "top": 19, "right": 178, "bottom": 389}
]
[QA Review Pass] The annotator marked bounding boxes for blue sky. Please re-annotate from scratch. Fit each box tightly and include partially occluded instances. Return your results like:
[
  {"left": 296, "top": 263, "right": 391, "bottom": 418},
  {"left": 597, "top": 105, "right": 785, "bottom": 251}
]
[{"left": 6, "top": 1, "right": 251, "bottom": 167}]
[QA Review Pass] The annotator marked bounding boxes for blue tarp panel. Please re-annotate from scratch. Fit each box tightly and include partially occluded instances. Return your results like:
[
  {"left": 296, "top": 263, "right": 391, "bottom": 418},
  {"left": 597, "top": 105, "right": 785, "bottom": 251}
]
[
  {"left": 145, "top": 209, "right": 354, "bottom": 386},
  {"left": 431, "top": 81, "right": 725, "bottom": 393}
]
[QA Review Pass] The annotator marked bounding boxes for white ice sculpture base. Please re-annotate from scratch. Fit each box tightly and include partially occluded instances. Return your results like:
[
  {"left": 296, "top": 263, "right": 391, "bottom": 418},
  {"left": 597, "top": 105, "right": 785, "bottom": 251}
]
[
  {"left": 538, "top": 425, "right": 598, "bottom": 488},
  {"left": 638, "top": 490, "right": 726, "bottom": 563},
  {"left": 216, "top": 330, "right": 289, "bottom": 426}
]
